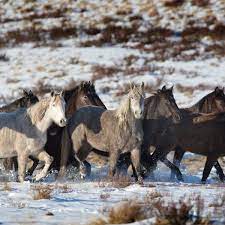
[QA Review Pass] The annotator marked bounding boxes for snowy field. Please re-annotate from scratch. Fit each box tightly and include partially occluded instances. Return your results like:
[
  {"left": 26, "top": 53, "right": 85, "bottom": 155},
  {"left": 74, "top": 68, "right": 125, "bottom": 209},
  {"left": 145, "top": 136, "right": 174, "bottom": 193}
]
[{"left": 0, "top": 0, "right": 225, "bottom": 224}]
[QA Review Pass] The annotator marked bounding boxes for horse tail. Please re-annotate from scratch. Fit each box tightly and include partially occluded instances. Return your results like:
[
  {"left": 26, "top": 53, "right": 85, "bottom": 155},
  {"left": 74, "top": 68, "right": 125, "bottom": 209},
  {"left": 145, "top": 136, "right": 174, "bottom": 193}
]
[{"left": 58, "top": 127, "right": 72, "bottom": 178}]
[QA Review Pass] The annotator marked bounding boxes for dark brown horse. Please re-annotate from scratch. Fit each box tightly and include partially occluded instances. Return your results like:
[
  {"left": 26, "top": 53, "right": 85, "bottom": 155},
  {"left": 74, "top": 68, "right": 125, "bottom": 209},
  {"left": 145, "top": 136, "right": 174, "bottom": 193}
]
[
  {"left": 27, "top": 81, "right": 106, "bottom": 175},
  {"left": 171, "top": 87, "right": 225, "bottom": 180},
  {"left": 1, "top": 90, "right": 39, "bottom": 171},
  {"left": 0, "top": 90, "right": 38, "bottom": 113},
  {"left": 140, "top": 86, "right": 184, "bottom": 180},
  {"left": 162, "top": 112, "right": 225, "bottom": 183}
]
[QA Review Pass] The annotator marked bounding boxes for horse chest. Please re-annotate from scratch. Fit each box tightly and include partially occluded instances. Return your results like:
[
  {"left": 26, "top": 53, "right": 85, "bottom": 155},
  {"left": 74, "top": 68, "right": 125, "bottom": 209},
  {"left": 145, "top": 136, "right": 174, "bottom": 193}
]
[{"left": 27, "top": 134, "right": 47, "bottom": 152}]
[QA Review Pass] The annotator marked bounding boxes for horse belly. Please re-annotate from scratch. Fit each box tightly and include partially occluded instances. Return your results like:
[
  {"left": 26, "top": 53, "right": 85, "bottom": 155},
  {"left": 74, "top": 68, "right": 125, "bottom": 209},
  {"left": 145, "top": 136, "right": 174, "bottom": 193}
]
[
  {"left": 179, "top": 126, "right": 225, "bottom": 156},
  {"left": 0, "top": 129, "right": 17, "bottom": 158}
]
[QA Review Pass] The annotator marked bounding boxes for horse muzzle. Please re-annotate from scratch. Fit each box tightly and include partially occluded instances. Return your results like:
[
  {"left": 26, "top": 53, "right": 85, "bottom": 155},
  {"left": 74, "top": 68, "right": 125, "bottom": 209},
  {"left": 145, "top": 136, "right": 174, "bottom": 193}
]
[{"left": 59, "top": 118, "right": 67, "bottom": 127}]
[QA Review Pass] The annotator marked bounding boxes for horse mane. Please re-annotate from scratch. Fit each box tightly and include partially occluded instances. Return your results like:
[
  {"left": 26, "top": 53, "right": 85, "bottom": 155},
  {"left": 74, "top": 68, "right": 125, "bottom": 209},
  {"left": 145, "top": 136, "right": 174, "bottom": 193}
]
[
  {"left": 27, "top": 97, "right": 50, "bottom": 125},
  {"left": 115, "top": 95, "right": 131, "bottom": 127},
  {"left": 188, "top": 92, "right": 212, "bottom": 112},
  {"left": 144, "top": 91, "right": 161, "bottom": 118}
]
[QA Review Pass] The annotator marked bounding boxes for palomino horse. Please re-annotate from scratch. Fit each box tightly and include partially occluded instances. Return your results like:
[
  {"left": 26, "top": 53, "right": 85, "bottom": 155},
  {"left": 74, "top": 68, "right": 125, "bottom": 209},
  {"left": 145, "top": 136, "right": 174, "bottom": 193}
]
[
  {"left": 0, "top": 91, "right": 66, "bottom": 182},
  {"left": 59, "top": 83, "right": 145, "bottom": 181},
  {"left": 0, "top": 90, "right": 39, "bottom": 171},
  {"left": 171, "top": 87, "right": 225, "bottom": 180},
  {"left": 27, "top": 81, "right": 106, "bottom": 175}
]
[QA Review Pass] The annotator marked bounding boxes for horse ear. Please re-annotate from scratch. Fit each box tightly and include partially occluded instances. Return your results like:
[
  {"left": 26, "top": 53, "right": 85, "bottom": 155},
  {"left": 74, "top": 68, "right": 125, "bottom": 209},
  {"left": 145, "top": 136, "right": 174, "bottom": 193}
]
[
  {"left": 140, "top": 82, "right": 144, "bottom": 93},
  {"left": 23, "top": 89, "right": 29, "bottom": 96},
  {"left": 29, "top": 90, "right": 33, "bottom": 95},
  {"left": 129, "top": 82, "right": 134, "bottom": 90},
  {"left": 162, "top": 85, "right": 166, "bottom": 91},
  {"left": 215, "top": 87, "right": 220, "bottom": 93},
  {"left": 51, "top": 91, "right": 55, "bottom": 97},
  {"left": 169, "top": 86, "right": 174, "bottom": 92},
  {"left": 60, "top": 90, "right": 64, "bottom": 97}
]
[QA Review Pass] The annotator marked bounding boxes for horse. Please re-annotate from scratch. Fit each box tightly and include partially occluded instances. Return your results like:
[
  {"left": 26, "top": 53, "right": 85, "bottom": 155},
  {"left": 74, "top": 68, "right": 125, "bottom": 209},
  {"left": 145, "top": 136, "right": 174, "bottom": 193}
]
[
  {"left": 59, "top": 83, "right": 145, "bottom": 181},
  {"left": 0, "top": 91, "right": 66, "bottom": 182},
  {"left": 0, "top": 89, "right": 39, "bottom": 113},
  {"left": 91, "top": 85, "right": 183, "bottom": 180},
  {"left": 0, "top": 90, "right": 39, "bottom": 171},
  {"left": 165, "top": 112, "right": 225, "bottom": 183},
  {"left": 136, "top": 85, "right": 183, "bottom": 180},
  {"left": 27, "top": 81, "right": 107, "bottom": 175},
  {"left": 171, "top": 87, "right": 225, "bottom": 180}
]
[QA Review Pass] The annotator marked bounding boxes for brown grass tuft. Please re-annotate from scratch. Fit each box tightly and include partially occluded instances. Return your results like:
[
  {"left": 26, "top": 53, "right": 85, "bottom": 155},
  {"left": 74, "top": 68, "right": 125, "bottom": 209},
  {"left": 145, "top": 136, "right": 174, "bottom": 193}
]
[
  {"left": 1, "top": 182, "right": 12, "bottom": 191},
  {"left": 98, "top": 174, "right": 132, "bottom": 188},
  {"left": 32, "top": 185, "right": 53, "bottom": 200},
  {"left": 88, "top": 195, "right": 213, "bottom": 225},
  {"left": 89, "top": 200, "right": 145, "bottom": 225}
]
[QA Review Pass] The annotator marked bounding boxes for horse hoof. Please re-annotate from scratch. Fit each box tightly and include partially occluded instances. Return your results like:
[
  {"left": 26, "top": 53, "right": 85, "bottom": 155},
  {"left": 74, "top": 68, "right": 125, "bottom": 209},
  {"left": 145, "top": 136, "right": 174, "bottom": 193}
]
[
  {"left": 201, "top": 180, "right": 206, "bottom": 184},
  {"left": 35, "top": 173, "right": 45, "bottom": 181},
  {"left": 137, "top": 176, "right": 143, "bottom": 185}
]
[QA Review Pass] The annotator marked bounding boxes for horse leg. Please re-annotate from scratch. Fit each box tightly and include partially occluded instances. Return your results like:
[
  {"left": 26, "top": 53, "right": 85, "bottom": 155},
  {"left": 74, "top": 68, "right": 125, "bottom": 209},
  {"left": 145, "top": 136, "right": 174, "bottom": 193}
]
[
  {"left": 13, "top": 157, "right": 18, "bottom": 171},
  {"left": 109, "top": 150, "right": 119, "bottom": 177},
  {"left": 201, "top": 157, "right": 217, "bottom": 183},
  {"left": 35, "top": 151, "right": 53, "bottom": 181},
  {"left": 17, "top": 153, "right": 28, "bottom": 182},
  {"left": 26, "top": 156, "right": 39, "bottom": 176},
  {"left": 130, "top": 148, "right": 142, "bottom": 182},
  {"left": 170, "top": 146, "right": 185, "bottom": 180},
  {"left": 3, "top": 158, "right": 14, "bottom": 171},
  {"left": 161, "top": 157, "right": 183, "bottom": 181},
  {"left": 214, "top": 160, "right": 225, "bottom": 182},
  {"left": 58, "top": 128, "right": 71, "bottom": 178}
]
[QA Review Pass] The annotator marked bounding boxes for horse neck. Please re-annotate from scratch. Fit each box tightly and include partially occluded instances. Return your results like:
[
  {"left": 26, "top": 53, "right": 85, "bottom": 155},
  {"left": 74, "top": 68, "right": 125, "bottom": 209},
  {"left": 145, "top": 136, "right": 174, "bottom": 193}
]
[
  {"left": 187, "top": 96, "right": 212, "bottom": 113},
  {"left": 0, "top": 97, "right": 24, "bottom": 112},
  {"left": 27, "top": 100, "right": 52, "bottom": 133},
  {"left": 144, "top": 95, "right": 160, "bottom": 119}
]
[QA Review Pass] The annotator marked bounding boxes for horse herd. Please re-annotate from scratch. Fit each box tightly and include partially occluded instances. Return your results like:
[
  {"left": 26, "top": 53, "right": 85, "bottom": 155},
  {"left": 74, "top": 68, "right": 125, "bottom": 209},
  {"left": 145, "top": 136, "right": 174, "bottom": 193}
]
[{"left": 0, "top": 82, "right": 225, "bottom": 184}]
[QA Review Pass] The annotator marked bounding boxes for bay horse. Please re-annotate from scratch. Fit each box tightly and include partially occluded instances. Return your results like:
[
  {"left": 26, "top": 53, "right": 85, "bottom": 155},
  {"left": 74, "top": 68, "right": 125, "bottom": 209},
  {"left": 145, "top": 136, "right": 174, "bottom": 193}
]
[
  {"left": 171, "top": 87, "right": 225, "bottom": 180},
  {"left": 0, "top": 90, "right": 39, "bottom": 171},
  {"left": 140, "top": 85, "right": 183, "bottom": 180},
  {"left": 163, "top": 112, "right": 225, "bottom": 183},
  {"left": 59, "top": 83, "right": 145, "bottom": 181},
  {"left": 0, "top": 91, "right": 66, "bottom": 182},
  {"left": 27, "top": 81, "right": 106, "bottom": 175}
]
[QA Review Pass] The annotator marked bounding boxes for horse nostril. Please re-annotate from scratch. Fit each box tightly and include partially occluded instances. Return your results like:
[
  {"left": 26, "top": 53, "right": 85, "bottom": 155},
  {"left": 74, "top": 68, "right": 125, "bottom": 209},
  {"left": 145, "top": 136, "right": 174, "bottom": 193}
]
[{"left": 60, "top": 119, "right": 67, "bottom": 125}]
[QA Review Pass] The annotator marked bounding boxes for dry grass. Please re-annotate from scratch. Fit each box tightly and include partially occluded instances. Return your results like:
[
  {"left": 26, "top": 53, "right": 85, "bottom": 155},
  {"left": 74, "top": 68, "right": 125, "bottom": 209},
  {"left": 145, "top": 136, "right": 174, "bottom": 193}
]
[
  {"left": 100, "top": 193, "right": 110, "bottom": 200},
  {"left": 91, "top": 65, "right": 122, "bottom": 81},
  {"left": 89, "top": 195, "right": 213, "bottom": 225},
  {"left": 0, "top": 182, "right": 12, "bottom": 191},
  {"left": 98, "top": 174, "right": 132, "bottom": 188},
  {"left": 32, "top": 78, "right": 77, "bottom": 96},
  {"left": 176, "top": 84, "right": 214, "bottom": 96},
  {"left": 31, "top": 184, "right": 54, "bottom": 200},
  {"left": 89, "top": 200, "right": 145, "bottom": 225}
]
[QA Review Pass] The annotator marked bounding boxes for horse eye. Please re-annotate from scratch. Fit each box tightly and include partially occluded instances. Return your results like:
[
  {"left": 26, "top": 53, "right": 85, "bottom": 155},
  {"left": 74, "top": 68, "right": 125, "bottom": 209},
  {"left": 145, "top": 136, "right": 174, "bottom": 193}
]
[{"left": 52, "top": 103, "right": 56, "bottom": 107}]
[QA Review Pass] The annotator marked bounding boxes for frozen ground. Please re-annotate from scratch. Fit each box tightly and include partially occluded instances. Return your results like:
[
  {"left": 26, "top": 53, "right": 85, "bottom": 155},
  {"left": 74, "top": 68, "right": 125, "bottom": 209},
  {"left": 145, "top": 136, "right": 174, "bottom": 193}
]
[
  {"left": 1, "top": 164, "right": 225, "bottom": 225},
  {"left": 0, "top": 0, "right": 225, "bottom": 224}
]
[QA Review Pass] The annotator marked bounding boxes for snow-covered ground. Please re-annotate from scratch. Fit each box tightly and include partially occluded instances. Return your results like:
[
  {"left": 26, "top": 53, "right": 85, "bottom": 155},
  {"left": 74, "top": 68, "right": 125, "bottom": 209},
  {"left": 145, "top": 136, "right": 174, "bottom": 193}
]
[
  {"left": 1, "top": 165, "right": 225, "bottom": 225},
  {"left": 1, "top": 0, "right": 225, "bottom": 224}
]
